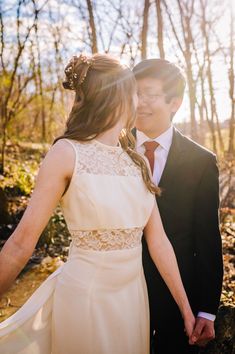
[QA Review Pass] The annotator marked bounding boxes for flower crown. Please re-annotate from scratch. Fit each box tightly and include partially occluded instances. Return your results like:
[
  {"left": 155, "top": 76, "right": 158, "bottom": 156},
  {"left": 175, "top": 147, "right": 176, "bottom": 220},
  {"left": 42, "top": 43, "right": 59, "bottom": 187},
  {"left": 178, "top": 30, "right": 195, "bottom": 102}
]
[{"left": 64, "top": 54, "right": 94, "bottom": 90}]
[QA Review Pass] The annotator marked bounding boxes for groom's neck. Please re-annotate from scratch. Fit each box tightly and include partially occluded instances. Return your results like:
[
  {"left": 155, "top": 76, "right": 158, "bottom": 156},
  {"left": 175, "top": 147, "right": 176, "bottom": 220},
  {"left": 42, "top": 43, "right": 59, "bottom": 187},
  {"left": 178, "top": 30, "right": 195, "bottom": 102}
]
[{"left": 138, "top": 124, "right": 172, "bottom": 139}]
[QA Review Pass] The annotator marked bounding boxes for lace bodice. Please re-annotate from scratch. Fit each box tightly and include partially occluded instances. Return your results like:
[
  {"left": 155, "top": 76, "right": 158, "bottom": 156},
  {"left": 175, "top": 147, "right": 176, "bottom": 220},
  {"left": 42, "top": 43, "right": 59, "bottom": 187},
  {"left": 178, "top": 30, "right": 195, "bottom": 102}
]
[
  {"left": 60, "top": 139, "right": 154, "bottom": 251},
  {"left": 75, "top": 140, "right": 142, "bottom": 177}
]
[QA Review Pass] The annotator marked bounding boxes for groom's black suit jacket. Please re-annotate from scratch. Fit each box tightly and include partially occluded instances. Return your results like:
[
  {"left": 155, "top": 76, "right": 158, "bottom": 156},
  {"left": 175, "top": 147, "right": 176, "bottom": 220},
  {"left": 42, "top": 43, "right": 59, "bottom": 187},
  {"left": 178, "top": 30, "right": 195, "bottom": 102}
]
[{"left": 136, "top": 127, "right": 223, "bottom": 333}]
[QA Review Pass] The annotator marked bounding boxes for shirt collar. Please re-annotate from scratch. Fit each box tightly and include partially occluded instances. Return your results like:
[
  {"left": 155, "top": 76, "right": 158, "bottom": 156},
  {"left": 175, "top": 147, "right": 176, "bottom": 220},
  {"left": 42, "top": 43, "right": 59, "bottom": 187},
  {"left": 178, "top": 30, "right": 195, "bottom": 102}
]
[{"left": 136, "top": 125, "right": 174, "bottom": 152}]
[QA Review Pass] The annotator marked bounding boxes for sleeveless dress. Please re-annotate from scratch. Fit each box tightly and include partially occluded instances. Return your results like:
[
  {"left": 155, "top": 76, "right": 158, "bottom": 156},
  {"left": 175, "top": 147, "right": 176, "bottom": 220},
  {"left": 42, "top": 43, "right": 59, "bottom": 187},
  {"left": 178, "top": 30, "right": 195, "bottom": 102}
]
[{"left": 0, "top": 139, "right": 155, "bottom": 354}]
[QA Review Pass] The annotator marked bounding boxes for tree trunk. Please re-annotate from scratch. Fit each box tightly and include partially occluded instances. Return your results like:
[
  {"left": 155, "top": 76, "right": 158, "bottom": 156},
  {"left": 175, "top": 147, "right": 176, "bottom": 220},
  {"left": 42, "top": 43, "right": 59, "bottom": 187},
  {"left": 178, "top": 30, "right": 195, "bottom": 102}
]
[
  {"left": 155, "top": 0, "right": 165, "bottom": 58},
  {"left": 199, "top": 0, "right": 222, "bottom": 153},
  {"left": 86, "top": 0, "right": 98, "bottom": 53},
  {"left": 141, "top": 0, "right": 150, "bottom": 60},
  {"left": 162, "top": 0, "right": 198, "bottom": 140},
  {"left": 228, "top": 3, "right": 235, "bottom": 154},
  {"left": 0, "top": 120, "right": 7, "bottom": 175}
]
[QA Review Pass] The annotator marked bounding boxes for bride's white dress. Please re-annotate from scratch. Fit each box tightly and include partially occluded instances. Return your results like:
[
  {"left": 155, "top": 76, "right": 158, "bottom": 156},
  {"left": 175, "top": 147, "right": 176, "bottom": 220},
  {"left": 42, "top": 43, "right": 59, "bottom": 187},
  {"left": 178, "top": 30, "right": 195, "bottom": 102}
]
[{"left": 0, "top": 139, "right": 154, "bottom": 354}]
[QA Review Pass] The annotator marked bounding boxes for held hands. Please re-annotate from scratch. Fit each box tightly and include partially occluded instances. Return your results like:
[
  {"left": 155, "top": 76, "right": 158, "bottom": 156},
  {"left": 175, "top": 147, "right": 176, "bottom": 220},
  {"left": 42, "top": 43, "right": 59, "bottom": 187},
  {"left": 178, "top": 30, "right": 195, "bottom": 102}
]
[
  {"left": 189, "top": 317, "right": 215, "bottom": 347},
  {"left": 183, "top": 310, "right": 196, "bottom": 339}
]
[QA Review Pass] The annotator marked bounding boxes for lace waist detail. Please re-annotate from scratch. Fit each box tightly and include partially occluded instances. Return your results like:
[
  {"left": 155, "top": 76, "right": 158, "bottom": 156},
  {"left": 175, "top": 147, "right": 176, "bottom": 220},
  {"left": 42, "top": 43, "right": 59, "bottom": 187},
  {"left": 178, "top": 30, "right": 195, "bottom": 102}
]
[{"left": 70, "top": 227, "right": 143, "bottom": 251}]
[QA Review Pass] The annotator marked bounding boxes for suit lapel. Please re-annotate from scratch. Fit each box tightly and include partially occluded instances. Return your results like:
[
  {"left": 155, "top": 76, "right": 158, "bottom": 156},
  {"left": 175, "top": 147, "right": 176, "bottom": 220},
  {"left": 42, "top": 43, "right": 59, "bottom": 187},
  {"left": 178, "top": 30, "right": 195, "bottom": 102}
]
[
  {"left": 131, "top": 128, "right": 137, "bottom": 139},
  {"left": 158, "top": 127, "right": 186, "bottom": 188}
]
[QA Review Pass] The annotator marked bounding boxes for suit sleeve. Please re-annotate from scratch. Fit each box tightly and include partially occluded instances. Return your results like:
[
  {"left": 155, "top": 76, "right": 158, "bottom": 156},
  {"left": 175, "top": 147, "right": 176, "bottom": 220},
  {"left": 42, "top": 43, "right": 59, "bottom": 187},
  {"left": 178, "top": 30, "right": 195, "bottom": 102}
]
[{"left": 194, "top": 154, "right": 223, "bottom": 314}]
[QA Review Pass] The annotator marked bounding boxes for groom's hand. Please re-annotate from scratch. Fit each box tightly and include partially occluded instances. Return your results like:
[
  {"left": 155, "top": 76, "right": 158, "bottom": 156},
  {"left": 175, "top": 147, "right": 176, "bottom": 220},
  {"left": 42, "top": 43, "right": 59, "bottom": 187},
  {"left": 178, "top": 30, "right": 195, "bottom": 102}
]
[{"left": 189, "top": 317, "right": 215, "bottom": 347}]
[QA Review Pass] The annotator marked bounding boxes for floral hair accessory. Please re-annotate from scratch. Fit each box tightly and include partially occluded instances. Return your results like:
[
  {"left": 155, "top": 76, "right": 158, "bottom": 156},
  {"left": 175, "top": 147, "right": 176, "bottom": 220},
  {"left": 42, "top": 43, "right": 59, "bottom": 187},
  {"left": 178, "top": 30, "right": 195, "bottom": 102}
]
[{"left": 63, "top": 53, "right": 94, "bottom": 90}]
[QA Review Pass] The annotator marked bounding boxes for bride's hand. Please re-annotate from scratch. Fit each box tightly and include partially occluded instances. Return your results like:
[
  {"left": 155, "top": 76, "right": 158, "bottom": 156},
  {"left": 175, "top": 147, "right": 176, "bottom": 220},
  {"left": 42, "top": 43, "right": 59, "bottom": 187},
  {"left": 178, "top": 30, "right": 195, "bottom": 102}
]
[{"left": 183, "top": 310, "right": 196, "bottom": 339}]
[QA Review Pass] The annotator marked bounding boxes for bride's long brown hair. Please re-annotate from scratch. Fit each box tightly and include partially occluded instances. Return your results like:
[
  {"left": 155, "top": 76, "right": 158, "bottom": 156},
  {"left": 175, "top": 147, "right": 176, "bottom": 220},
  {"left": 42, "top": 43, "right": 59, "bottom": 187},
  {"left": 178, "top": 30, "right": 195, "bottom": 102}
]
[{"left": 54, "top": 53, "right": 160, "bottom": 195}]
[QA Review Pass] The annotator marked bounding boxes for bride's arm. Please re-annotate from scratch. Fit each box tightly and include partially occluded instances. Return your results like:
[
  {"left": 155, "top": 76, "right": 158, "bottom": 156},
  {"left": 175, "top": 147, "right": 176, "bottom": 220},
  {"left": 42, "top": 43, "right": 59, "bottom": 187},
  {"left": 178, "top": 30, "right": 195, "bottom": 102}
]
[
  {"left": 0, "top": 140, "right": 74, "bottom": 297},
  {"left": 144, "top": 202, "right": 195, "bottom": 337}
]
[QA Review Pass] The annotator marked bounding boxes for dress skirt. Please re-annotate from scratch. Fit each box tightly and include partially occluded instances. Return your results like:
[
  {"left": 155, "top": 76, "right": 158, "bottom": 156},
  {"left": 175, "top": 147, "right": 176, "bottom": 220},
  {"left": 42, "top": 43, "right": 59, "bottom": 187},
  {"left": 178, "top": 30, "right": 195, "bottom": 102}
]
[{"left": 0, "top": 243, "right": 150, "bottom": 354}]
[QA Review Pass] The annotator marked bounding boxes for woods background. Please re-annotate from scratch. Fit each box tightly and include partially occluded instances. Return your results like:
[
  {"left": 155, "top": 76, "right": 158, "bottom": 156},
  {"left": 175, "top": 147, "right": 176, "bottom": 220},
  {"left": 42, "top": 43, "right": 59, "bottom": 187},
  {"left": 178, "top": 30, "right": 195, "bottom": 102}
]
[{"left": 0, "top": 1, "right": 234, "bottom": 353}]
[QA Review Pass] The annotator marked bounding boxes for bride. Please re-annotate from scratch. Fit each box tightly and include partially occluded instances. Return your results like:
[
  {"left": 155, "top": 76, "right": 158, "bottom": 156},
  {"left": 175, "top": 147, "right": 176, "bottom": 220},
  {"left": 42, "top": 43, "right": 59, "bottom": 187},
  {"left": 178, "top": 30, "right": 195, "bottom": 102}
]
[{"left": 0, "top": 53, "right": 195, "bottom": 354}]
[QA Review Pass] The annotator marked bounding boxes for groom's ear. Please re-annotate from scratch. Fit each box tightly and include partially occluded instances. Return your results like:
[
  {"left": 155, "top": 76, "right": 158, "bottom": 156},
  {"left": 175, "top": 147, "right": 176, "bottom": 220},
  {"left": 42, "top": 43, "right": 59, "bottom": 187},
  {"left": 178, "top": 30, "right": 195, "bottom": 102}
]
[{"left": 170, "top": 97, "right": 183, "bottom": 114}]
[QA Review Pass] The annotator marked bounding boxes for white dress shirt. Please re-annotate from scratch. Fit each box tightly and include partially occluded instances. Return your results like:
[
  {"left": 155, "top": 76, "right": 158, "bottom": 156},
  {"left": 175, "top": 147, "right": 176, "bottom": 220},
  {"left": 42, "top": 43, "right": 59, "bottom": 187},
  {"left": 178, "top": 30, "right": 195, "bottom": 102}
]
[
  {"left": 136, "top": 125, "right": 215, "bottom": 322},
  {"left": 136, "top": 125, "right": 173, "bottom": 185}
]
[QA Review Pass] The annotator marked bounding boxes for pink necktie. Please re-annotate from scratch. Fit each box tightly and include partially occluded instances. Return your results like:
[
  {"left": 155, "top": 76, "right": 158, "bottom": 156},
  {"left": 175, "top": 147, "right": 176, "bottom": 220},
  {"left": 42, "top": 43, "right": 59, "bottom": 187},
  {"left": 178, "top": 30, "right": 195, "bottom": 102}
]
[{"left": 143, "top": 141, "right": 159, "bottom": 174}]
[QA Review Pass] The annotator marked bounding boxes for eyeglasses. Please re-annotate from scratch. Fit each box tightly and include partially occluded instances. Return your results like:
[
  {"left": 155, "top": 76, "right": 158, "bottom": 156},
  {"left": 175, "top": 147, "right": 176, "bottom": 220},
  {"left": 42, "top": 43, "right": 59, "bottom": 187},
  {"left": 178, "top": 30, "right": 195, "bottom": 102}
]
[{"left": 137, "top": 92, "right": 166, "bottom": 103}]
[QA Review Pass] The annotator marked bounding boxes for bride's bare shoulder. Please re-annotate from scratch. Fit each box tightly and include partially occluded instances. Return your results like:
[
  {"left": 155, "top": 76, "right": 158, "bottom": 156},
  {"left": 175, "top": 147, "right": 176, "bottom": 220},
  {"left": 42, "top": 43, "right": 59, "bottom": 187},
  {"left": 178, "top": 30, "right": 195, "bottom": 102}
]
[
  {"left": 50, "top": 138, "right": 75, "bottom": 155},
  {"left": 39, "top": 139, "right": 76, "bottom": 179}
]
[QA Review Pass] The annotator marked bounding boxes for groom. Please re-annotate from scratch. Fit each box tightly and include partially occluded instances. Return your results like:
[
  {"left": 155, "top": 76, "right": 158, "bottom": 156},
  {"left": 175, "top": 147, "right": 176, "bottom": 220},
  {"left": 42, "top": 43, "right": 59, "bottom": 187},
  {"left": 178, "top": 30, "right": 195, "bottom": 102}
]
[{"left": 132, "top": 59, "right": 223, "bottom": 354}]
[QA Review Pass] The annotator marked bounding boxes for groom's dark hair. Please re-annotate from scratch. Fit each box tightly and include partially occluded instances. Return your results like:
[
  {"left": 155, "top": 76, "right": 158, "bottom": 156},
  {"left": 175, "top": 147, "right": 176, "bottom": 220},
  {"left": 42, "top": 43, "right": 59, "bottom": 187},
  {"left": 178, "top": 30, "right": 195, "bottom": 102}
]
[{"left": 132, "top": 59, "right": 186, "bottom": 103}]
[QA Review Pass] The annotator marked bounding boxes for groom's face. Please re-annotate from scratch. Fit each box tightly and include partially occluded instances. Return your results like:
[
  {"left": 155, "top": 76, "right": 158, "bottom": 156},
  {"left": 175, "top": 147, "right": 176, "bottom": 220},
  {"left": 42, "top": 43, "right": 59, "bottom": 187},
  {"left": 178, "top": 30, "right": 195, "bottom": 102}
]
[{"left": 135, "top": 77, "right": 181, "bottom": 138}]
